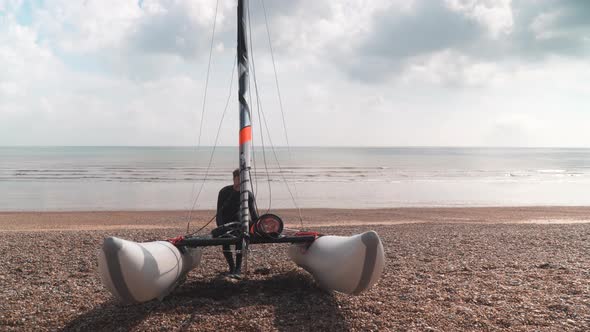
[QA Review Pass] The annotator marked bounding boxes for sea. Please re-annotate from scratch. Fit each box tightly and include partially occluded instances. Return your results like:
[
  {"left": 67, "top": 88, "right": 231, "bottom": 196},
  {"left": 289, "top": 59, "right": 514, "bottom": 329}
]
[{"left": 1, "top": 146, "right": 589, "bottom": 211}]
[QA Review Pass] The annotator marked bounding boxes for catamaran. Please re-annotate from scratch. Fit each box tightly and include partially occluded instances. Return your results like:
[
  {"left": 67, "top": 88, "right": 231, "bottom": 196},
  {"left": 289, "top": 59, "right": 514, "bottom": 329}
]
[{"left": 98, "top": 0, "right": 385, "bottom": 304}]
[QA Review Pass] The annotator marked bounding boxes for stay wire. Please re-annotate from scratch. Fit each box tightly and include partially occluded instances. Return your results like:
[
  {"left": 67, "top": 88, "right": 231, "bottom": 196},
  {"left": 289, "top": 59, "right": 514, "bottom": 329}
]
[
  {"left": 188, "top": 214, "right": 217, "bottom": 237},
  {"left": 260, "top": 0, "right": 304, "bottom": 228},
  {"left": 248, "top": 2, "right": 272, "bottom": 214},
  {"left": 242, "top": 4, "right": 259, "bottom": 219},
  {"left": 246, "top": 5, "right": 258, "bottom": 203},
  {"left": 185, "top": 0, "right": 220, "bottom": 230},
  {"left": 186, "top": 56, "right": 237, "bottom": 234},
  {"left": 260, "top": 0, "right": 290, "bottom": 149},
  {"left": 256, "top": 90, "right": 303, "bottom": 229},
  {"left": 188, "top": 183, "right": 246, "bottom": 237},
  {"left": 247, "top": 57, "right": 260, "bottom": 216},
  {"left": 249, "top": 91, "right": 258, "bottom": 199},
  {"left": 196, "top": 0, "right": 220, "bottom": 150}
]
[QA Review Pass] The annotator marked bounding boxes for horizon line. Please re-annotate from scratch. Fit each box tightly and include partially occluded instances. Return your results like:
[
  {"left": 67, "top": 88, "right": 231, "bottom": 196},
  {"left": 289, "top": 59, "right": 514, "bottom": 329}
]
[{"left": 1, "top": 145, "right": 590, "bottom": 149}]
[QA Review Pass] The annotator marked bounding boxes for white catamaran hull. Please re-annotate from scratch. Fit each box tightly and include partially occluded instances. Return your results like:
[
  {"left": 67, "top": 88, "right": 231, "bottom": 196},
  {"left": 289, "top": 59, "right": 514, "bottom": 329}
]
[
  {"left": 288, "top": 231, "right": 385, "bottom": 294},
  {"left": 98, "top": 237, "right": 202, "bottom": 304}
]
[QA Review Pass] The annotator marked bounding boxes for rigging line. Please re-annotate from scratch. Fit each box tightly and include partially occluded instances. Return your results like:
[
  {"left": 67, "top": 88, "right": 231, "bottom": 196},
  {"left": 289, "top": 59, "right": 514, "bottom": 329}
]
[
  {"left": 245, "top": 5, "right": 258, "bottom": 202},
  {"left": 260, "top": 0, "right": 290, "bottom": 150},
  {"left": 186, "top": 0, "right": 220, "bottom": 226},
  {"left": 247, "top": 59, "right": 260, "bottom": 216},
  {"left": 186, "top": 56, "right": 237, "bottom": 234},
  {"left": 188, "top": 182, "right": 248, "bottom": 237},
  {"left": 249, "top": 102, "right": 258, "bottom": 198},
  {"left": 256, "top": 91, "right": 304, "bottom": 229},
  {"left": 248, "top": 63, "right": 256, "bottom": 196},
  {"left": 250, "top": 103, "right": 258, "bottom": 201},
  {"left": 248, "top": 1, "right": 272, "bottom": 214},
  {"left": 188, "top": 214, "right": 216, "bottom": 237},
  {"left": 248, "top": 174, "right": 261, "bottom": 217},
  {"left": 196, "top": 0, "right": 220, "bottom": 150},
  {"left": 260, "top": 0, "right": 303, "bottom": 225}
]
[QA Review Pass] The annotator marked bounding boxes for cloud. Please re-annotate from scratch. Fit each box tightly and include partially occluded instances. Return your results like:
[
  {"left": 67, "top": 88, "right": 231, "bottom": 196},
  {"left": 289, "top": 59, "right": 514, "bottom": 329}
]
[
  {"left": 0, "top": 15, "right": 63, "bottom": 111},
  {"left": 0, "top": 0, "right": 23, "bottom": 12},
  {"left": 338, "top": 0, "right": 590, "bottom": 83},
  {"left": 129, "top": 0, "right": 235, "bottom": 58},
  {"left": 0, "top": 2, "right": 215, "bottom": 145},
  {"left": 343, "top": 0, "right": 486, "bottom": 82},
  {"left": 31, "top": 0, "right": 141, "bottom": 53},
  {"left": 400, "top": 50, "right": 502, "bottom": 87},
  {"left": 446, "top": 0, "right": 514, "bottom": 38},
  {"left": 21, "top": 0, "right": 235, "bottom": 81},
  {"left": 516, "top": 0, "right": 590, "bottom": 57},
  {"left": 1, "top": 0, "right": 590, "bottom": 147}
]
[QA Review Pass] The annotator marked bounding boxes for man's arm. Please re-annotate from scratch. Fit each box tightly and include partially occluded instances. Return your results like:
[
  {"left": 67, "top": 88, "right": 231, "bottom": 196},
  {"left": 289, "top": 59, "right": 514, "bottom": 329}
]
[
  {"left": 248, "top": 194, "right": 259, "bottom": 222},
  {"left": 216, "top": 189, "right": 225, "bottom": 225}
]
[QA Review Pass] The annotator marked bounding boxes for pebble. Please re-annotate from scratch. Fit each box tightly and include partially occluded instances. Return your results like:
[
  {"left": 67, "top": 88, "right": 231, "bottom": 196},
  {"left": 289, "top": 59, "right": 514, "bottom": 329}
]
[{"left": 1, "top": 221, "right": 589, "bottom": 331}]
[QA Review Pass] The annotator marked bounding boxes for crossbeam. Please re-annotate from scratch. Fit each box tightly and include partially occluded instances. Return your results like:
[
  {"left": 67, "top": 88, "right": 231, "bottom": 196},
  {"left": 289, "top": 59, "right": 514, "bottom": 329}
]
[{"left": 177, "top": 235, "right": 316, "bottom": 248}]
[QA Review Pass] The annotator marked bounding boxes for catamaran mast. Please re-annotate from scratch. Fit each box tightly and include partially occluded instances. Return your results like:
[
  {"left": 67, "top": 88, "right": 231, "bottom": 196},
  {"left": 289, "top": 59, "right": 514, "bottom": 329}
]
[{"left": 238, "top": 0, "right": 252, "bottom": 234}]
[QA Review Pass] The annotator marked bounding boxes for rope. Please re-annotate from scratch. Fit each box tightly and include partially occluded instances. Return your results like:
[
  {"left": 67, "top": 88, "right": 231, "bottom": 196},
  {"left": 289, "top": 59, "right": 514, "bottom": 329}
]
[
  {"left": 187, "top": 0, "right": 305, "bottom": 233},
  {"left": 185, "top": 0, "right": 220, "bottom": 231},
  {"left": 256, "top": 92, "right": 304, "bottom": 229},
  {"left": 248, "top": 2, "right": 272, "bottom": 215},
  {"left": 196, "top": 0, "right": 220, "bottom": 149},
  {"left": 258, "top": 0, "right": 304, "bottom": 228},
  {"left": 186, "top": 57, "right": 237, "bottom": 234},
  {"left": 245, "top": 9, "right": 259, "bottom": 204},
  {"left": 188, "top": 214, "right": 217, "bottom": 236},
  {"left": 261, "top": 0, "right": 290, "bottom": 150}
]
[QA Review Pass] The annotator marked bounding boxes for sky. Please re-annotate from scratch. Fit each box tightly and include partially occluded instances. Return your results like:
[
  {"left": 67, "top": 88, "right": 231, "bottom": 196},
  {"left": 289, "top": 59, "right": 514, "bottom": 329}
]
[{"left": 0, "top": 0, "right": 589, "bottom": 147}]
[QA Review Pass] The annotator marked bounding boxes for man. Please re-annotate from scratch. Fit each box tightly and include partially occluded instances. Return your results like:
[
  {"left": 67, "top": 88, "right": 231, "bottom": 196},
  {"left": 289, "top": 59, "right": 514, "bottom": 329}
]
[{"left": 215, "top": 168, "right": 258, "bottom": 278}]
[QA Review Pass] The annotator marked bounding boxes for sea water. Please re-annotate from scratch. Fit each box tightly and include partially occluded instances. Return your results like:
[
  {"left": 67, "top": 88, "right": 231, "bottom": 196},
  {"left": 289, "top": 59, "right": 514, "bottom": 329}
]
[{"left": 0, "top": 146, "right": 589, "bottom": 211}]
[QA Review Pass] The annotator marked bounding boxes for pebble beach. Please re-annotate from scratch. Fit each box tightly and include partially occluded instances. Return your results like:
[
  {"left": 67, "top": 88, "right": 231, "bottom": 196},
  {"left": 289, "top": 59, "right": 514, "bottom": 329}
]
[{"left": 1, "top": 207, "right": 589, "bottom": 331}]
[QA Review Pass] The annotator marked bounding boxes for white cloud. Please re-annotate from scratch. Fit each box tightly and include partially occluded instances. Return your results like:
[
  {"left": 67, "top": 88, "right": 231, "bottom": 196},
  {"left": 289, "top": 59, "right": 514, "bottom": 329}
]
[
  {"left": 32, "top": 0, "right": 142, "bottom": 53},
  {"left": 0, "top": 0, "right": 23, "bottom": 12},
  {"left": 530, "top": 9, "right": 572, "bottom": 41},
  {"left": 0, "top": 0, "right": 589, "bottom": 147},
  {"left": 402, "top": 49, "right": 502, "bottom": 87},
  {"left": 446, "top": 0, "right": 514, "bottom": 38},
  {"left": 0, "top": 17, "right": 62, "bottom": 112}
]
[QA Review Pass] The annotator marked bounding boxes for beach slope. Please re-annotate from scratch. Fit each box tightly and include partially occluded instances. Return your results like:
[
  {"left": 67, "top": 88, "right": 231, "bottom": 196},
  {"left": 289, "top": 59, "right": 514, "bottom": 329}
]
[{"left": 1, "top": 207, "right": 589, "bottom": 331}]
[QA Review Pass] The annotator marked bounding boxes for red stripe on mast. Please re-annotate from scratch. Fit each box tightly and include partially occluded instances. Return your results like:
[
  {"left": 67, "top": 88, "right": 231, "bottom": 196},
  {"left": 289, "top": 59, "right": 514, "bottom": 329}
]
[{"left": 239, "top": 126, "right": 252, "bottom": 145}]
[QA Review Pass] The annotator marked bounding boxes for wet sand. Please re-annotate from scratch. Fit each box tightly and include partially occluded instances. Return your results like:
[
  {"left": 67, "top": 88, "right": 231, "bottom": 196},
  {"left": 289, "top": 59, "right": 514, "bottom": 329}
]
[
  {"left": 1, "top": 207, "right": 589, "bottom": 331},
  {"left": 2, "top": 206, "right": 590, "bottom": 231}
]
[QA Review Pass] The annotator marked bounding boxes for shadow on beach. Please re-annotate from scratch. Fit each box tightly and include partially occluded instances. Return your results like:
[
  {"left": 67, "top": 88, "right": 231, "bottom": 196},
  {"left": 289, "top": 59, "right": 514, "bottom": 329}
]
[{"left": 61, "top": 271, "right": 348, "bottom": 332}]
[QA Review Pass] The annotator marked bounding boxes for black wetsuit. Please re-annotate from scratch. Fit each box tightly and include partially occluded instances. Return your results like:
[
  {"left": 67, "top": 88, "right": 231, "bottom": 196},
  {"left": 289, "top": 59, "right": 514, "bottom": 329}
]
[
  {"left": 215, "top": 185, "right": 258, "bottom": 275},
  {"left": 216, "top": 185, "right": 258, "bottom": 227}
]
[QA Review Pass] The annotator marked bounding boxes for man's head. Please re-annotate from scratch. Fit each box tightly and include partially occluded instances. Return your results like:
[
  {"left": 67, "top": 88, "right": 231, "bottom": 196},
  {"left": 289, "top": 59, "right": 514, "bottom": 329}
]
[{"left": 233, "top": 168, "right": 240, "bottom": 191}]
